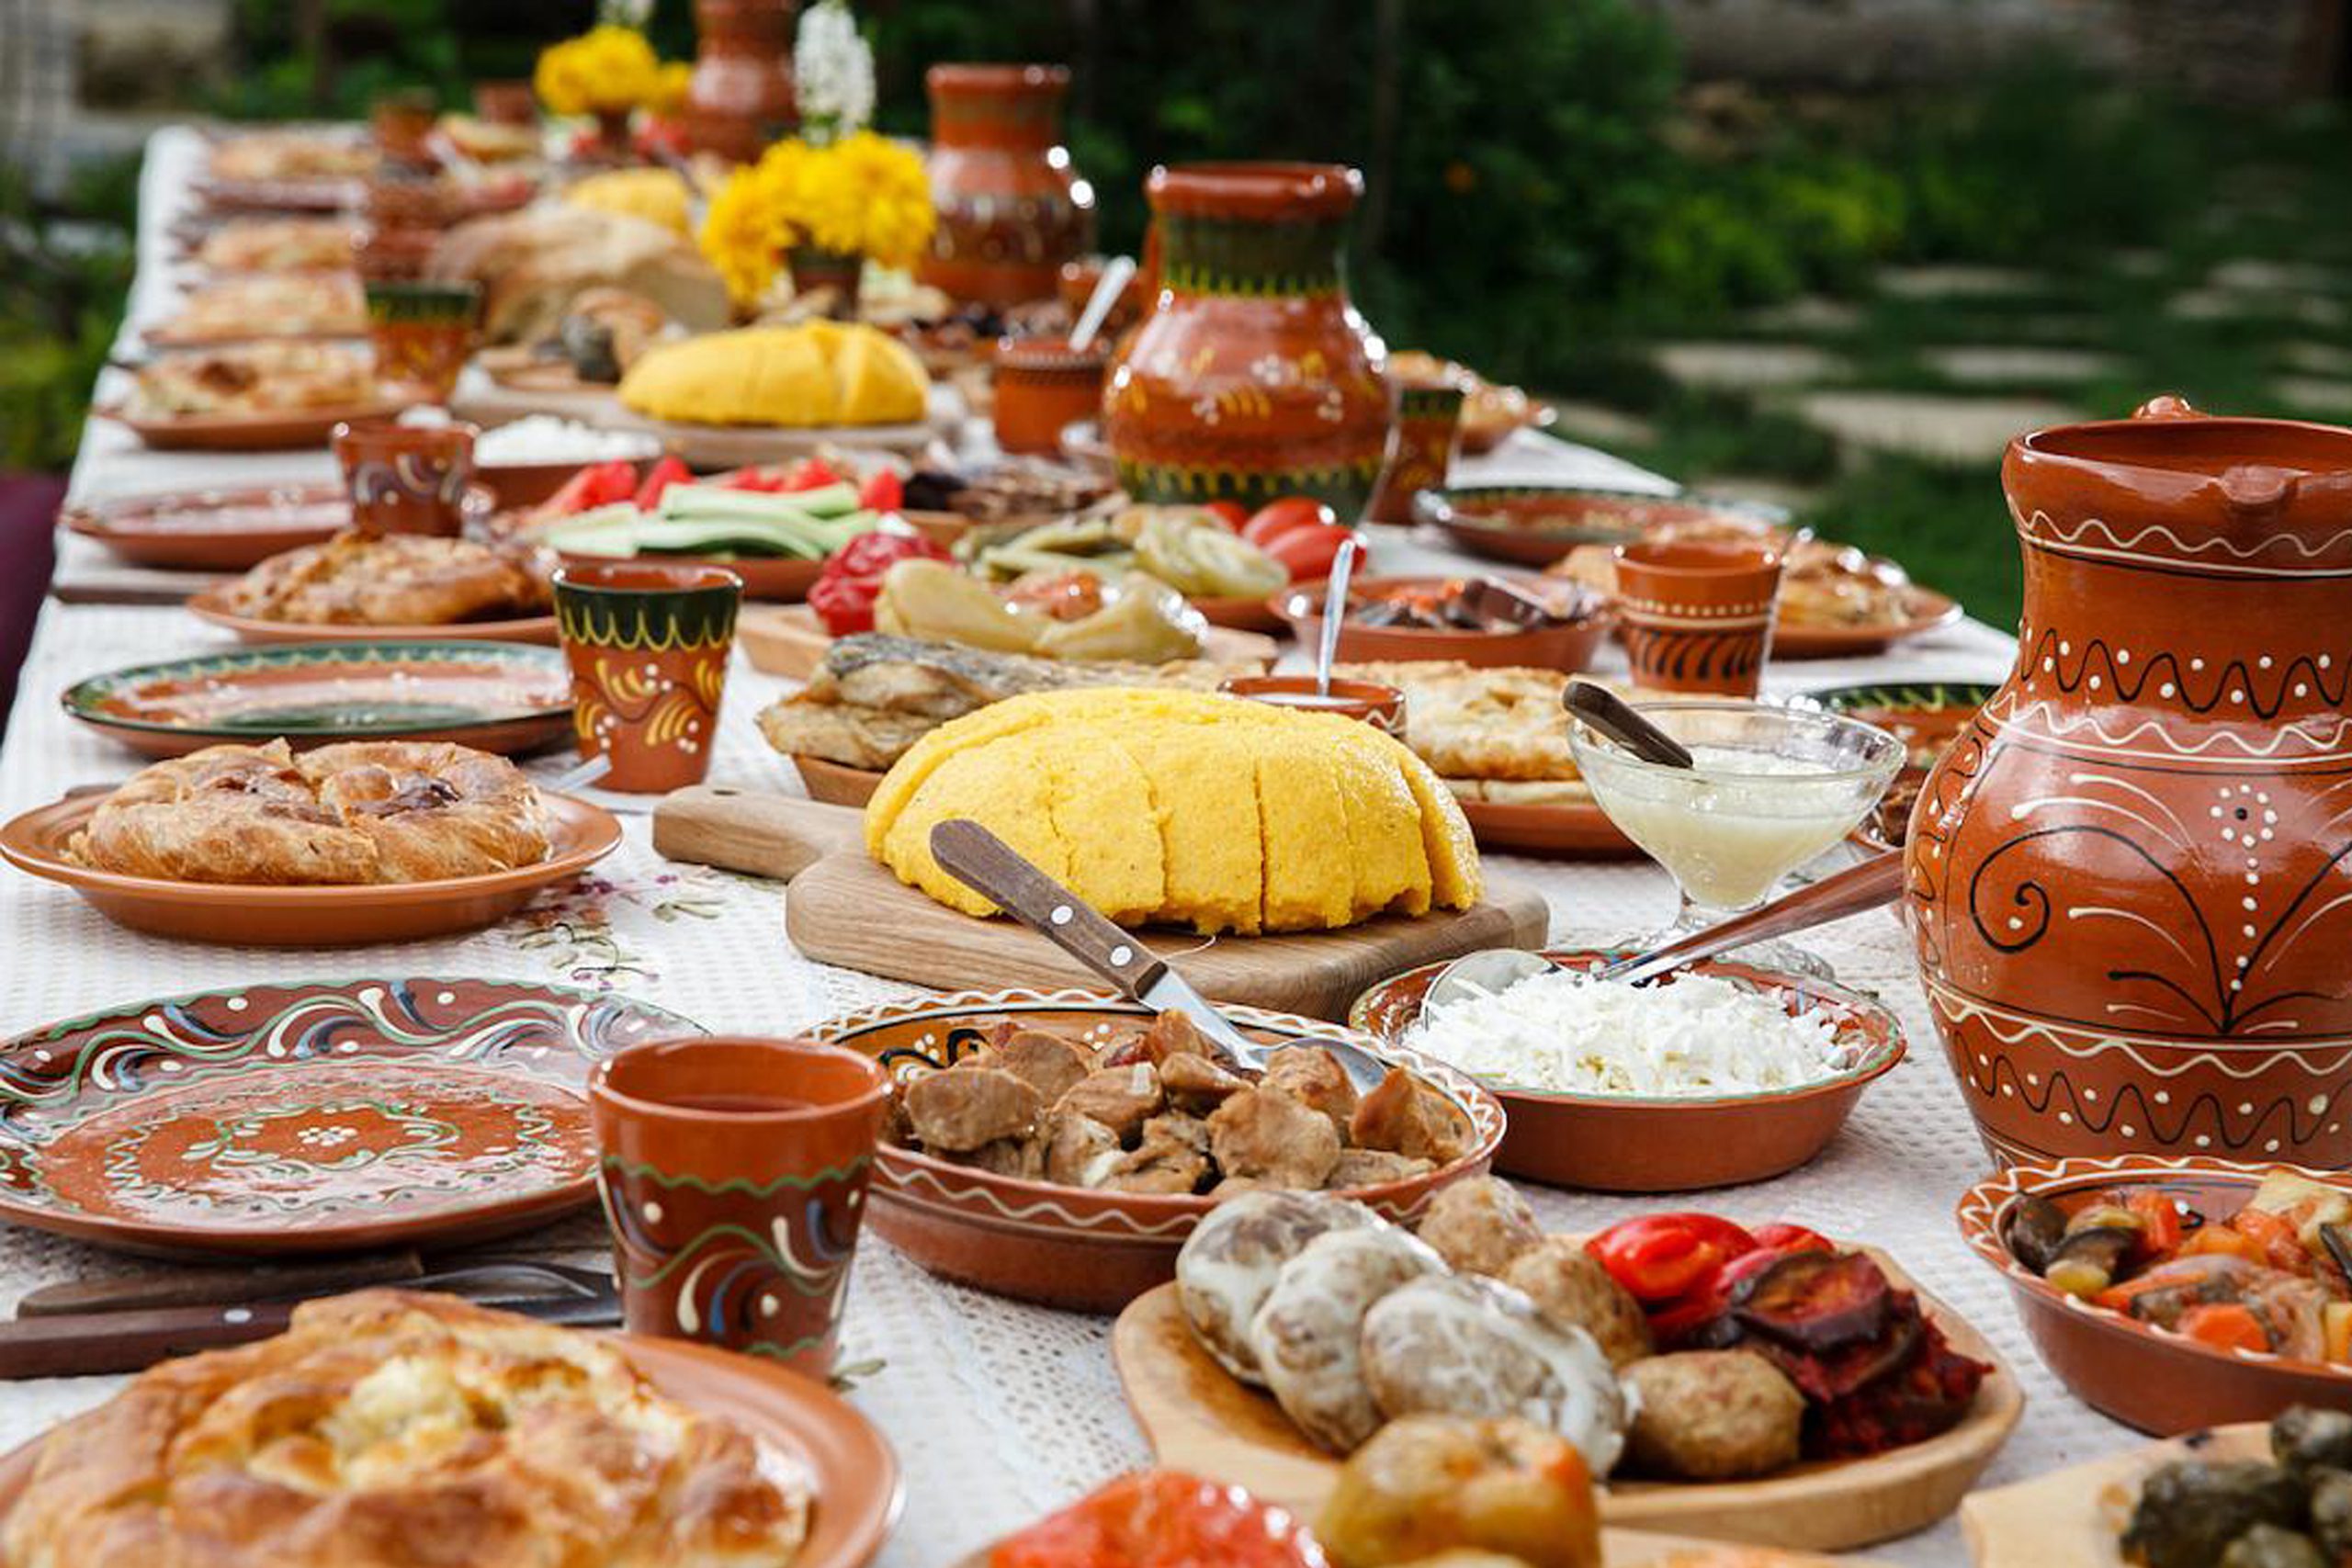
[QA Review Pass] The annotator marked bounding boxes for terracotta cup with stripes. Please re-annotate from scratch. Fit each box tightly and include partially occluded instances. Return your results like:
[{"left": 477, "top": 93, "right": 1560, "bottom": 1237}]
[{"left": 1613, "top": 538, "right": 1784, "bottom": 696}]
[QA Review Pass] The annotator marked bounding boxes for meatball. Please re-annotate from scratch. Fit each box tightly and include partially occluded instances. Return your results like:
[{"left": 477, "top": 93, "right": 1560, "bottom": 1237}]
[
  {"left": 1501, "top": 1238, "right": 1652, "bottom": 1369},
  {"left": 1414, "top": 1177, "right": 1542, "bottom": 1277},
  {"left": 1251, "top": 1225, "right": 1446, "bottom": 1453},
  {"left": 1174, "top": 1190, "right": 1380, "bottom": 1385},
  {"left": 1620, "top": 1352, "right": 1805, "bottom": 1481},
  {"left": 1316, "top": 1415, "right": 1602, "bottom": 1568},
  {"left": 1359, "top": 1274, "right": 1627, "bottom": 1475}
]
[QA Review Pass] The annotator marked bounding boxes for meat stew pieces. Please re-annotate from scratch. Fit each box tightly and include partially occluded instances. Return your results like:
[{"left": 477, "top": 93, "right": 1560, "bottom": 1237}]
[{"left": 888, "top": 1012, "right": 1476, "bottom": 1197}]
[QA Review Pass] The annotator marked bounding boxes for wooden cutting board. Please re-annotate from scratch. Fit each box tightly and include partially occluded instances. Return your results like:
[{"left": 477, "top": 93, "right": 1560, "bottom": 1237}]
[
  {"left": 1958, "top": 1423, "right": 2261, "bottom": 1567},
  {"left": 957, "top": 1530, "right": 1883, "bottom": 1567},
  {"left": 739, "top": 604, "right": 1281, "bottom": 683},
  {"left": 650, "top": 788, "right": 1550, "bottom": 1021}
]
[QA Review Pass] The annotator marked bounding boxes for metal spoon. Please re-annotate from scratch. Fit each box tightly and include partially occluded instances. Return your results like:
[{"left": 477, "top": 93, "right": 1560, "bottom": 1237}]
[
  {"left": 1563, "top": 679, "right": 1693, "bottom": 768},
  {"left": 1067, "top": 255, "right": 1136, "bottom": 355},
  {"left": 1316, "top": 536, "right": 1361, "bottom": 697}
]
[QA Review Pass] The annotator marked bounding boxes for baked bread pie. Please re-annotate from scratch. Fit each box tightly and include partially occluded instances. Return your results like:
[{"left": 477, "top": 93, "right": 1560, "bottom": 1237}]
[
  {"left": 1550, "top": 525, "right": 1918, "bottom": 633},
  {"left": 157, "top": 273, "right": 365, "bottom": 344},
  {"left": 0, "top": 1290, "right": 813, "bottom": 1568},
  {"left": 220, "top": 530, "right": 550, "bottom": 626},
  {"left": 208, "top": 130, "right": 379, "bottom": 183},
  {"left": 125, "top": 343, "right": 377, "bottom": 417},
  {"left": 73, "top": 739, "right": 550, "bottom": 885},
  {"left": 197, "top": 217, "right": 363, "bottom": 273}
]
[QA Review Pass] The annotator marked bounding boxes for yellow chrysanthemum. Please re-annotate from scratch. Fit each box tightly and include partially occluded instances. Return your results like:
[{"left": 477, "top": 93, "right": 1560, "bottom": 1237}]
[
  {"left": 694, "top": 130, "right": 935, "bottom": 300},
  {"left": 700, "top": 161, "right": 790, "bottom": 305},
  {"left": 534, "top": 25, "right": 663, "bottom": 118},
  {"left": 650, "top": 60, "right": 695, "bottom": 118}
]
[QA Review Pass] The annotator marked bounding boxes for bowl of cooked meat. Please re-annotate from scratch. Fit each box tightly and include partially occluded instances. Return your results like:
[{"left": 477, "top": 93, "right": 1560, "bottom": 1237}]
[
  {"left": 1959, "top": 1156, "right": 2352, "bottom": 1436},
  {"left": 804, "top": 987, "right": 1506, "bottom": 1312},
  {"left": 1270, "top": 574, "right": 1611, "bottom": 672}
]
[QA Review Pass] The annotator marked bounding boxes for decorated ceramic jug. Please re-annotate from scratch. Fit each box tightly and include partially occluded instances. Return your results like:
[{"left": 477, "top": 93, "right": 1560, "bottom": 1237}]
[
  {"left": 685, "top": 0, "right": 797, "bottom": 165},
  {"left": 1909, "top": 397, "right": 2352, "bottom": 1168},
  {"left": 919, "top": 64, "right": 1093, "bottom": 308},
  {"left": 1104, "top": 162, "right": 1389, "bottom": 514}
]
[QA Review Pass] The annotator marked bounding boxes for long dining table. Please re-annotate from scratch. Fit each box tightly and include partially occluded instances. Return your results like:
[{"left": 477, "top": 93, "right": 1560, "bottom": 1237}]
[{"left": 0, "top": 125, "right": 2132, "bottom": 1566}]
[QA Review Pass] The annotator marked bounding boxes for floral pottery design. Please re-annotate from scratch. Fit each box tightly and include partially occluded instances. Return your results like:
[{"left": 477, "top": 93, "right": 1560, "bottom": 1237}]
[
  {"left": 1613, "top": 537, "right": 1784, "bottom": 696},
  {"left": 1104, "top": 162, "right": 1389, "bottom": 515},
  {"left": 505, "top": 866, "right": 735, "bottom": 990},
  {"left": 553, "top": 562, "right": 742, "bottom": 793},
  {"left": 804, "top": 988, "right": 1503, "bottom": 1313},
  {"left": 332, "top": 420, "right": 479, "bottom": 536},
  {"left": 685, "top": 0, "right": 797, "bottom": 165},
  {"left": 992, "top": 333, "right": 1109, "bottom": 455},
  {"left": 0, "top": 976, "right": 696, "bottom": 1256},
  {"left": 921, "top": 64, "right": 1092, "bottom": 308},
  {"left": 361, "top": 281, "right": 483, "bottom": 404},
  {"left": 1363, "top": 381, "right": 1464, "bottom": 525},
  {"left": 1911, "top": 400, "right": 2352, "bottom": 1169},
  {"left": 1956, "top": 1154, "right": 2352, "bottom": 1433},
  {"left": 590, "top": 1037, "right": 887, "bottom": 1377}
]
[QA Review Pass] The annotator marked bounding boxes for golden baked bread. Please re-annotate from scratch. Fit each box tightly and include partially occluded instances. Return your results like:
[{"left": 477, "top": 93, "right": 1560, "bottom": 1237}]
[
  {"left": 196, "top": 218, "right": 363, "bottom": 273},
  {"left": 209, "top": 130, "right": 378, "bottom": 182},
  {"left": 73, "top": 739, "right": 551, "bottom": 885},
  {"left": 618, "top": 322, "right": 929, "bottom": 428},
  {"left": 220, "top": 530, "right": 550, "bottom": 626},
  {"left": 564, "top": 167, "right": 696, "bottom": 237},
  {"left": 158, "top": 273, "right": 365, "bottom": 343},
  {"left": 427, "top": 206, "right": 729, "bottom": 344},
  {"left": 126, "top": 343, "right": 377, "bottom": 417},
  {"left": 0, "top": 1290, "right": 812, "bottom": 1568},
  {"left": 1335, "top": 661, "right": 1581, "bottom": 784}
]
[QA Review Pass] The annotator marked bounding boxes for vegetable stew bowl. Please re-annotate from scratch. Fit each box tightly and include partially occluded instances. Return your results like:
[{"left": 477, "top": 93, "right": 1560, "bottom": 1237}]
[
  {"left": 1957, "top": 1155, "right": 2352, "bottom": 1435},
  {"left": 1348, "top": 950, "right": 1904, "bottom": 1192},
  {"left": 804, "top": 988, "right": 1505, "bottom": 1314},
  {"left": 1269, "top": 573, "right": 1613, "bottom": 671}
]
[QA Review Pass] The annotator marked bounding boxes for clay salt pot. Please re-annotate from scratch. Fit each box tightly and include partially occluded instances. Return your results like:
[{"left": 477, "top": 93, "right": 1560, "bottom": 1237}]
[
  {"left": 920, "top": 64, "right": 1093, "bottom": 308},
  {"left": 1909, "top": 395, "right": 2352, "bottom": 1167}
]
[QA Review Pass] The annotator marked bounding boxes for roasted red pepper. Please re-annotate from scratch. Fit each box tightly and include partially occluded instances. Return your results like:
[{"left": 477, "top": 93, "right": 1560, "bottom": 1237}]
[
  {"left": 1587, "top": 1213, "right": 1758, "bottom": 1304},
  {"left": 1752, "top": 1222, "right": 1835, "bottom": 1255},
  {"left": 991, "top": 1471, "right": 1327, "bottom": 1568},
  {"left": 808, "top": 532, "right": 949, "bottom": 637},
  {"left": 633, "top": 456, "right": 693, "bottom": 511}
]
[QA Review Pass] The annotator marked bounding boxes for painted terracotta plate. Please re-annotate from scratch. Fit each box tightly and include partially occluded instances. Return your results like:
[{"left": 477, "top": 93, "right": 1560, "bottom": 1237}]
[
  {"left": 1456, "top": 795, "right": 1638, "bottom": 858},
  {"left": 93, "top": 399, "right": 408, "bottom": 453},
  {"left": 0, "top": 976, "right": 698, "bottom": 1257},
  {"left": 62, "top": 639, "right": 576, "bottom": 759},
  {"left": 1414, "top": 485, "right": 1753, "bottom": 569},
  {"left": 1114, "top": 1248, "right": 2022, "bottom": 1553},
  {"left": 187, "top": 584, "right": 560, "bottom": 647},
  {"left": 0, "top": 1331, "right": 900, "bottom": 1568},
  {"left": 0, "top": 792, "right": 622, "bottom": 945},
  {"left": 1772, "top": 588, "right": 1964, "bottom": 658},
  {"left": 62, "top": 481, "right": 349, "bottom": 570}
]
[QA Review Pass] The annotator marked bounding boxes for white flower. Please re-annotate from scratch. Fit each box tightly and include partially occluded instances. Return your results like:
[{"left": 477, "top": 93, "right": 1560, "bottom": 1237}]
[
  {"left": 599, "top": 0, "right": 654, "bottom": 28},
  {"left": 795, "top": 0, "right": 876, "bottom": 143}
]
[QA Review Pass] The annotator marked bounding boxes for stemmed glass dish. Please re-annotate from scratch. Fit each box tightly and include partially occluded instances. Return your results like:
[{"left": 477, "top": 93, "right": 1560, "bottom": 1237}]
[{"left": 1566, "top": 699, "right": 1904, "bottom": 976}]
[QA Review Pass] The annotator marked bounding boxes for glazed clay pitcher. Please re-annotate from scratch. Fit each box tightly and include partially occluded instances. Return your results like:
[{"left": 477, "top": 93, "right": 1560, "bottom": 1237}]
[
  {"left": 920, "top": 63, "right": 1093, "bottom": 307},
  {"left": 685, "top": 0, "right": 797, "bottom": 165},
  {"left": 1104, "top": 162, "right": 1390, "bottom": 515},
  {"left": 1909, "top": 397, "right": 2352, "bottom": 1168}
]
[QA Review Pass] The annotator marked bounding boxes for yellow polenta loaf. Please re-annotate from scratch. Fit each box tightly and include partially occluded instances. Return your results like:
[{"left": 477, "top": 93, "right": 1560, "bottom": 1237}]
[
  {"left": 864, "top": 688, "right": 1482, "bottom": 933},
  {"left": 616, "top": 321, "right": 928, "bottom": 426}
]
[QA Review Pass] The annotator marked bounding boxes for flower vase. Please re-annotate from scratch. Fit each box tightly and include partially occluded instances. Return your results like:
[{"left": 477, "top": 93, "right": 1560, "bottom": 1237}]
[
  {"left": 591, "top": 108, "right": 635, "bottom": 163},
  {"left": 788, "top": 246, "right": 862, "bottom": 319}
]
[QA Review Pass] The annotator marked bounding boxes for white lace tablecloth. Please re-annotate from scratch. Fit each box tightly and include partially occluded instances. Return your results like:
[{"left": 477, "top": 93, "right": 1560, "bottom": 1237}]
[{"left": 0, "top": 127, "right": 2124, "bottom": 1567}]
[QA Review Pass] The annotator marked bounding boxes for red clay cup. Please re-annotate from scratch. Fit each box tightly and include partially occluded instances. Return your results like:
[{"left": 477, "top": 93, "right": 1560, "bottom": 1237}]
[
  {"left": 333, "top": 419, "right": 478, "bottom": 536},
  {"left": 1612, "top": 537, "right": 1784, "bottom": 696},
  {"left": 552, "top": 561, "right": 742, "bottom": 794},
  {"left": 589, "top": 1036, "right": 888, "bottom": 1378}
]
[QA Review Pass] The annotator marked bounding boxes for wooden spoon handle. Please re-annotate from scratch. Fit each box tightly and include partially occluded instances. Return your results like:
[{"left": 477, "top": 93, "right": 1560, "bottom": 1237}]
[
  {"left": 0, "top": 1301, "right": 300, "bottom": 1378},
  {"left": 1601, "top": 852, "right": 1905, "bottom": 987},
  {"left": 927, "top": 819, "right": 1169, "bottom": 999},
  {"left": 1563, "top": 680, "right": 1696, "bottom": 769}
]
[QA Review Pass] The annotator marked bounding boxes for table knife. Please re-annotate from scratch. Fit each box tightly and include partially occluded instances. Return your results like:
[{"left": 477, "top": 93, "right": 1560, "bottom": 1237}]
[{"left": 17, "top": 1250, "right": 426, "bottom": 1317}]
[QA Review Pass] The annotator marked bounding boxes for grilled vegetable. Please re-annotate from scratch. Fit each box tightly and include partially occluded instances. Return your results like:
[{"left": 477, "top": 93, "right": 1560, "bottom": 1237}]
[
  {"left": 2274, "top": 1406, "right": 2352, "bottom": 1475},
  {"left": 2005, "top": 1195, "right": 2069, "bottom": 1272},
  {"left": 1726, "top": 1250, "right": 1893, "bottom": 1352},
  {"left": 2219, "top": 1525, "right": 2327, "bottom": 1568},
  {"left": 2046, "top": 1225, "right": 2138, "bottom": 1298},
  {"left": 2121, "top": 1461, "right": 2306, "bottom": 1568}
]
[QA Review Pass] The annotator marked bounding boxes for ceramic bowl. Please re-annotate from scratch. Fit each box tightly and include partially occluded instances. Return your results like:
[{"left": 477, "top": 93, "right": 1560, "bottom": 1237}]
[
  {"left": 1348, "top": 950, "right": 1904, "bottom": 1192},
  {"left": 804, "top": 988, "right": 1506, "bottom": 1312},
  {"left": 1957, "top": 1155, "right": 2352, "bottom": 1434},
  {"left": 1413, "top": 486, "right": 1781, "bottom": 569},
  {"left": 1269, "top": 573, "right": 1612, "bottom": 671}
]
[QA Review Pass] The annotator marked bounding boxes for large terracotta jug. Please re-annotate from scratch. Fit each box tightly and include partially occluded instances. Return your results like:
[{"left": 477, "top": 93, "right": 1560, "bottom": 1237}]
[
  {"left": 686, "top": 0, "right": 797, "bottom": 165},
  {"left": 920, "top": 64, "right": 1092, "bottom": 308},
  {"left": 1908, "top": 397, "right": 2352, "bottom": 1168},
  {"left": 1103, "top": 162, "right": 1389, "bottom": 515}
]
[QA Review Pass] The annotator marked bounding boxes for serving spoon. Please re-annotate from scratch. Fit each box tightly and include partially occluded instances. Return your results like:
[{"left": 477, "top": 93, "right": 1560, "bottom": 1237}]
[
  {"left": 1067, "top": 255, "right": 1136, "bottom": 355},
  {"left": 1315, "top": 536, "right": 1362, "bottom": 696}
]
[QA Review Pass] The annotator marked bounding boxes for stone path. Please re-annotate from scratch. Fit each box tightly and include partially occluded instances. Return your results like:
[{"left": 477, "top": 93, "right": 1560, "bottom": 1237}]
[
  {"left": 1793, "top": 391, "right": 2080, "bottom": 463},
  {"left": 1653, "top": 341, "right": 1843, "bottom": 390},
  {"left": 1920, "top": 345, "right": 2120, "bottom": 385},
  {"left": 1876, "top": 265, "right": 2052, "bottom": 299}
]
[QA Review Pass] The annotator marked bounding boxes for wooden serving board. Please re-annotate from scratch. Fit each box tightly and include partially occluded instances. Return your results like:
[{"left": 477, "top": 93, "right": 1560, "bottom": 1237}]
[
  {"left": 957, "top": 1530, "right": 1882, "bottom": 1568},
  {"left": 739, "top": 603, "right": 1282, "bottom": 684},
  {"left": 1959, "top": 1423, "right": 2263, "bottom": 1568},
  {"left": 1113, "top": 1255, "right": 2024, "bottom": 1554},
  {"left": 649, "top": 789, "right": 1550, "bottom": 1021}
]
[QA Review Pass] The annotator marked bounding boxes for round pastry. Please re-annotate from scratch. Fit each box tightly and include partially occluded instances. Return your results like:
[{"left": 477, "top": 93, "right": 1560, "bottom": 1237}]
[
  {"left": 1414, "top": 1176, "right": 1543, "bottom": 1277},
  {"left": 1177, "top": 1190, "right": 1381, "bottom": 1386},
  {"left": 73, "top": 739, "right": 550, "bottom": 886},
  {"left": 1359, "top": 1274, "right": 1628, "bottom": 1474},
  {"left": 218, "top": 530, "right": 550, "bottom": 628},
  {"left": 1620, "top": 1350, "right": 1805, "bottom": 1480},
  {"left": 1500, "top": 1238, "right": 1652, "bottom": 1369},
  {"left": 1316, "top": 1414, "right": 1602, "bottom": 1568},
  {"left": 1250, "top": 1225, "right": 1445, "bottom": 1454}
]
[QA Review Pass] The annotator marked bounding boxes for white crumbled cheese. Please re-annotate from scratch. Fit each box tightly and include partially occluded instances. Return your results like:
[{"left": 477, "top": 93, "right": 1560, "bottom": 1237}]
[
  {"left": 471, "top": 415, "right": 662, "bottom": 466},
  {"left": 1405, "top": 967, "right": 1858, "bottom": 1097}
]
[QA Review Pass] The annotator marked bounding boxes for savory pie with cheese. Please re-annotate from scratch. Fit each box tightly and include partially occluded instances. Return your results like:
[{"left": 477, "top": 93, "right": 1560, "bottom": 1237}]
[
  {"left": 0, "top": 1291, "right": 813, "bottom": 1568},
  {"left": 156, "top": 273, "right": 366, "bottom": 343},
  {"left": 197, "top": 218, "right": 363, "bottom": 273},
  {"left": 125, "top": 342, "right": 378, "bottom": 418},
  {"left": 71, "top": 739, "right": 551, "bottom": 885},
  {"left": 219, "top": 530, "right": 550, "bottom": 627}
]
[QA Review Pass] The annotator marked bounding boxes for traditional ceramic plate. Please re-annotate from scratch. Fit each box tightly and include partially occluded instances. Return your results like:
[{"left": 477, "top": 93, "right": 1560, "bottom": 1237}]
[
  {"left": 93, "top": 399, "right": 407, "bottom": 453},
  {"left": 1958, "top": 1155, "right": 2352, "bottom": 1435},
  {"left": 1412, "top": 485, "right": 1765, "bottom": 569},
  {"left": 62, "top": 480, "right": 349, "bottom": 570},
  {"left": 1772, "top": 588, "right": 1964, "bottom": 659},
  {"left": 0, "top": 792, "right": 621, "bottom": 945},
  {"left": 804, "top": 987, "right": 1505, "bottom": 1313},
  {"left": 1192, "top": 592, "right": 1292, "bottom": 635},
  {"left": 62, "top": 640, "right": 576, "bottom": 759},
  {"left": 737, "top": 602, "right": 1278, "bottom": 683},
  {"left": 793, "top": 754, "right": 883, "bottom": 807},
  {"left": 1270, "top": 574, "right": 1614, "bottom": 671},
  {"left": 1806, "top": 679, "right": 1998, "bottom": 851},
  {"left": 0, "top": 1331, "right": 900, "bottom": 1568},
  {"left": 1114, "top": 1246, "right": 2022, "bottom": 1552},
  {"left": 1350, "top": 949, "right": 1905, "bottom": 1191},
  {"left": 0, "top": 976, "right": 696, "bottom": 1257},
  {"left": 192, "top": 175, "right": 368, "bottom": 212},
  {"left": 187, "top": 584, "right": 560, "bottom": 647},
  {"left": 1455, "top": 795, "right": 1637, "bottom": 858}
]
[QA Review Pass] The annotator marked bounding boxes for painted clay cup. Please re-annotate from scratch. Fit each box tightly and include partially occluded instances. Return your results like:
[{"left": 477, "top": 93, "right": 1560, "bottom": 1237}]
[
  {"left": 362, "top": 279, "right": 482, "bottom": 404},
  {"left": 332, "top": 419, "right": 478, "bottom": 537},
  {"left": 993, "top": 334, "right": 1109, "bottom": 456},
  {"left": 552, "top": 562, "right": 741, "bottom": 793},
  {"left": 1363, "top": 379, "right": 1466, "bottom": 525},
  {"left": 1218, "top": 674, "right": 1406, "bottom": 737},
  {"left": 1612, "top": 538, "right": 1784, "bottom": 696},
  {"left": 590, "top": 1036, "right": 888, "bottom": 1377},
  {"left": 473, "top": 79, "right": 538, "bottom": 126},
  {"left": 371, "top": 89, "right": 438, "bottom": 168}
]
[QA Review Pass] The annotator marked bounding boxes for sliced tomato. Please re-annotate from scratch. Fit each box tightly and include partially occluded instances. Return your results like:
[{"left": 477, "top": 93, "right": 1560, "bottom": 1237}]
[
  {"left": 543, "top": 459, "right": 640, "bottom": 515},
  {"left": 1587, "top": 1213, "right": 1759, "bottom": 1303},
  {"left": 782, "top": 457, "right": 843, "bottom": 492},
  {"left": 859, "top": 468, "right": 904, "bottom": 513},
  {"left": 1240, "top": 497, "right": 1338, "bottom": 547},
  {"left": 632, "top": 456, "right": 693, "bottom": 512},
  {"left": 990, "top": 1470, "right": 1327, "bottom": 1568},
  {"left": 1264, "top": 524, "right": 1366, "bottom": 581},
  {"left": 1202, "top": 501, "right": 1249, "bottom": 532}
]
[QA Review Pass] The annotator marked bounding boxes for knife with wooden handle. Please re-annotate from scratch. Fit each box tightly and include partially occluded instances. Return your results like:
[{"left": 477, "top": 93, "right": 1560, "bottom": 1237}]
[
  {"left": 651, "top": 786, "right": 865, "bottom": 881},
  {"left": 17, "top": 1250, "right": 425, "bottom": 1317}
]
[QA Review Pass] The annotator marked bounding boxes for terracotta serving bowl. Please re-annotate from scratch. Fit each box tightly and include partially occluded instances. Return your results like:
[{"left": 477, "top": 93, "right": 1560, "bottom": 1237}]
[
  {"left": 1957, "top": 1155, "right": 2352, "bottom": 1434},
  {"left": 1413, "top": 486, "right": 1780, "bottom": 569},
  {"left": 1349, "top": 950, "right": 1905, "bottom": 1192},
  {"left": 803, "top": 988, "right": 1507, "bottom": 1312},
  {"left": 1270, "top": 574, "right": 1612, "bottom": 671}
]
